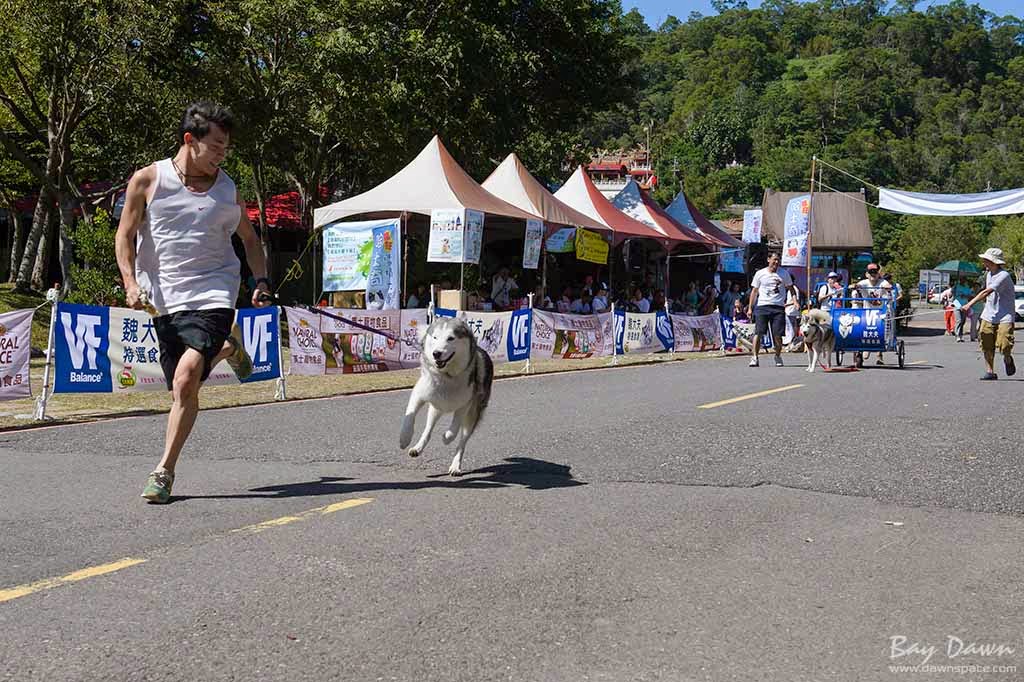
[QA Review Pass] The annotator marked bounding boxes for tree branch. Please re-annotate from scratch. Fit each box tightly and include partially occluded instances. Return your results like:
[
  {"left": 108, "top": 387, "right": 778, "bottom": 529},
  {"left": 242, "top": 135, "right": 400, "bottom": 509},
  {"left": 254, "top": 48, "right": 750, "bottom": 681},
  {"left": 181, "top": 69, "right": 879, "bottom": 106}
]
[{"left": 9, "top": 57, "right": 46, "bottom": 124}]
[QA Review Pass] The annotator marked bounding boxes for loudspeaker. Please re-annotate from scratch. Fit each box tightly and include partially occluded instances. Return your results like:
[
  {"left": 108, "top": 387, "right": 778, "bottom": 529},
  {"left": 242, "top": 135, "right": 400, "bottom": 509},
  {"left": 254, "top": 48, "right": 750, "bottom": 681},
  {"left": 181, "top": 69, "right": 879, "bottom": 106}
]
[{"left": 745, "top": 242, "right": 768, "bottom": 280}]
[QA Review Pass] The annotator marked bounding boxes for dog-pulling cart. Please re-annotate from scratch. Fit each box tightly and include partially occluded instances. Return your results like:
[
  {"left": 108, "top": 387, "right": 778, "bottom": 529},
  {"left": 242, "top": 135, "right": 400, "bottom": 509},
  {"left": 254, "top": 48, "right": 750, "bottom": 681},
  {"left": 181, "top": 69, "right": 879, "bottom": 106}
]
[{"left": 826, "top": 293, "right": 906, "bottom": 369}]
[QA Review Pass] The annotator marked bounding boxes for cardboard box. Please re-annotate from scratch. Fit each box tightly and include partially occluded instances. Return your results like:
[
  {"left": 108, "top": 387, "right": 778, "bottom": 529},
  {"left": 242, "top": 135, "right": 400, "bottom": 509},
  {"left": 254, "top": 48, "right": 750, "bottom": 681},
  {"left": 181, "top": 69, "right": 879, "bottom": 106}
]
[{"left": 437, "top": 289, "right": 467, "bottom": 310}]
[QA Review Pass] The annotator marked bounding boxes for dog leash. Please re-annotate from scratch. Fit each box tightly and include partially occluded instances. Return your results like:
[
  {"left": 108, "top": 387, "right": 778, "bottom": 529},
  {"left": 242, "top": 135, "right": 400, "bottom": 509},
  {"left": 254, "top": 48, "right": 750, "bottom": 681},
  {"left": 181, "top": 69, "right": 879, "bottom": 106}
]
[{"left": 297, "top": 304, "right": 416, "bottom": 346}]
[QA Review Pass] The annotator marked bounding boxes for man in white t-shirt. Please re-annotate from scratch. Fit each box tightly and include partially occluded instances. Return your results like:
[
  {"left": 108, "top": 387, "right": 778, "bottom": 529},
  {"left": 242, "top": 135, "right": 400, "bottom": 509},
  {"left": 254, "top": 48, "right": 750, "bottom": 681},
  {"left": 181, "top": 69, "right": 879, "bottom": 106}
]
[
  {"left": 747, "top": 252, "right": 799, "bottom": 367},
  {"left": 850, "top": 263, "right": 893, "bottom": 365},
  {"left": 963, "top": 248, "right": 1016, "bottom": 380}
]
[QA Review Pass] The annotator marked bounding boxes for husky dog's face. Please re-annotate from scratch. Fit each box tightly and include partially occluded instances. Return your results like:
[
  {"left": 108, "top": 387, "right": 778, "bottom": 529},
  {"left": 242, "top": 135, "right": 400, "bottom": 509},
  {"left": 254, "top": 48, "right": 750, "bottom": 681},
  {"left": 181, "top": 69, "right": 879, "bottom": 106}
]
[
  {"left": 799, "top": 314, "right": 816, "bottom": 339},
  {"left": 422, "top": 318, "right": 473, "bottom": 372}
]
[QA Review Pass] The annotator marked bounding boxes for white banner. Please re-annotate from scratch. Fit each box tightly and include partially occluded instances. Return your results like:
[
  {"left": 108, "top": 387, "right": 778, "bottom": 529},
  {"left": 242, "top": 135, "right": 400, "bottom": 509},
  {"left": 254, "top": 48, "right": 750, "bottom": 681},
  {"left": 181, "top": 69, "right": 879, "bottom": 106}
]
[
  {"left": 531, "top": 310, "right": 613, "bottom": 359},
  {"left": 428, "top": 209, "right": 465, "bottom": 262},
  {"left": 879, "top": 187, "right": 1024, "bottom": 216},
  {"left": 618, "top": 312, "right": 674, "bottom": 355},
  {"left": 0, "top": 309, "right": 33, "bottom": 400},
  {"left": 322, "top": 219, "right": 395, "bottom": 291},
  {"left": 438, "top": 309, "right": 532, "bottom": 364},
  {"left": 523, "top": 219, "right": 543, "bottom": 269},
  {"left": 742, "top": 209, "right": 762, "bottom": 243},
  {"left": 782, "top": 232, "right": 809, "bottom": 267},
  {"left": 284, "top": 307, "right": 426, "bottom": 374},
  {"left": 670, "top": 313, "right": 723, "bottom": 352}
]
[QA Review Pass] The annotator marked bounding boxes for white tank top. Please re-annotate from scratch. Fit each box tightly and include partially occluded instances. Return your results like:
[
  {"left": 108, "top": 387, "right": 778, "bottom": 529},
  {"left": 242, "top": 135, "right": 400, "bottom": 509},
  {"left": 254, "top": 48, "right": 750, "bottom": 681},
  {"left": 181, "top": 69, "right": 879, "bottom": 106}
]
[{"left": 135, "top": 158, "right": 242, "bottom": 314}]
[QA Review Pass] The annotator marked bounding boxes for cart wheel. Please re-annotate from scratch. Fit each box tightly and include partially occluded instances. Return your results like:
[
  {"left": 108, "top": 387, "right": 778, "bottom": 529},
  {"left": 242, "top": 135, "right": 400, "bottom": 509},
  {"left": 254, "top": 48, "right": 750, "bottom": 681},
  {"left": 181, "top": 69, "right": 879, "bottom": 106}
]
[
  {"left": 854, "top": 352, "right": 864, "bottom": 368},
  {"left": 835, "top": 349, "right": 844, "bottom": 367},
  {"left": 898, "top": 340, "right": 906, "bottom": 368}
]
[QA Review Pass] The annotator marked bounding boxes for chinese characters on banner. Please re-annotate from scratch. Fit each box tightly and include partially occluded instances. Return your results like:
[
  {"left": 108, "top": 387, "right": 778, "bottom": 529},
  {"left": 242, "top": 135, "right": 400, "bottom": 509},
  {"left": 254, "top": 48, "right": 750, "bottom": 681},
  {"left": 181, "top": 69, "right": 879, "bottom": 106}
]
[
  {"left": 322, "top": 219, "right": 393, "bottom": 292},
  {"left": 523, "top": 219, "right": 543, "bottom": 270},
  {"left": 0, "top": 309, "right": 34, "bottom": 400},
  {"left": 575, "top": 228, "right": 609, "bottom": 265},
  {"left": 366, "top": 220, "right": 402, "bottom": 310},
  {"left": 614, "top": 311, "right": 674, "bottom": 355},
  {"left": 531, "top": 310, "right": 614, "bottom": 359},
  {"left": 742, "top": 209, "right": 762, "bottom": 243},
  {"left": 54, "top": 303, "right": 282, "bottom": 393},
  {"left": 284, "top": 307, "right": 427, "bottom": 375},
  {"left": 782, "top": 194, "right": 811, "bottom": 267},
  {"left": 670, "top": 312, "right": 724, "bottom": 352},
  {"left": 435, "top": 309, "right": 532, "bottom": 364}
]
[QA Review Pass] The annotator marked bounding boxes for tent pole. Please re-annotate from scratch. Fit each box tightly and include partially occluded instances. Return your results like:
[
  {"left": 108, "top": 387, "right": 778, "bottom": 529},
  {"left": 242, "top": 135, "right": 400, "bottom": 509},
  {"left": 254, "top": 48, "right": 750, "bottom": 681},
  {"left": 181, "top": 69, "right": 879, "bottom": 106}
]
[
  {"left": 401, "top": 211, "right": 408, "bottom": 308},
  {"left": 806, "top": 155, "right": 817, "bottom": 297}
]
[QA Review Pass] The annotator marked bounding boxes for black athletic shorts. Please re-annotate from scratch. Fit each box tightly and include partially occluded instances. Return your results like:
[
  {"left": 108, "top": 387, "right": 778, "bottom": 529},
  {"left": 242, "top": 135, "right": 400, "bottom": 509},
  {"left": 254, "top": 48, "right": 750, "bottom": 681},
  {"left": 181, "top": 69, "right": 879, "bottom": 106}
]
[
  {"left": 754, "top": 305, "right": 786, "bottom": 342},
  {"left": 154, "top": 309, "right": 235, "bottom": 390}
]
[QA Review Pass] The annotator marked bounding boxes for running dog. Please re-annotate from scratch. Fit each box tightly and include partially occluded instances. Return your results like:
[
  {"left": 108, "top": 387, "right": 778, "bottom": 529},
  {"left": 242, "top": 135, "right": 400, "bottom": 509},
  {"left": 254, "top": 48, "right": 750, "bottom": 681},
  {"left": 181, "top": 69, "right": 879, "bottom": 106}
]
[
  {"left": 399, "top": 317, "right": 494, "bottom": 476},
  {"left": 799, "top": 309, "right": 835, "bottom": 372}
]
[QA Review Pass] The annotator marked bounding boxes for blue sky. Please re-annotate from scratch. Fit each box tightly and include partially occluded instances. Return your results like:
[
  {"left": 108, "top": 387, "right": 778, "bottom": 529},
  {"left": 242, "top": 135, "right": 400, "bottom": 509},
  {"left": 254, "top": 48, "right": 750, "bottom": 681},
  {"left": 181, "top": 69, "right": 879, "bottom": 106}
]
[{"left": 623, "top": 0, "right": 1022, "bottom": 27}]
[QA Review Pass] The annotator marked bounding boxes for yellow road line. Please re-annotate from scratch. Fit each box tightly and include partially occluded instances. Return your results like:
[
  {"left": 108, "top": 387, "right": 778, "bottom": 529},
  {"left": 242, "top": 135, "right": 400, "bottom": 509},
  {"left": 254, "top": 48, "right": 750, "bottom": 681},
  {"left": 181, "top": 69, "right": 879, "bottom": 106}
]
[
  {"left": 0, "top": 557, "right": 146, "bottom": 604},
  {"left": 698, "top": 384, "right": 805, "bottom": 409},
  {"left": 231, "top": 497, "right": 374, "bottom": 534}
]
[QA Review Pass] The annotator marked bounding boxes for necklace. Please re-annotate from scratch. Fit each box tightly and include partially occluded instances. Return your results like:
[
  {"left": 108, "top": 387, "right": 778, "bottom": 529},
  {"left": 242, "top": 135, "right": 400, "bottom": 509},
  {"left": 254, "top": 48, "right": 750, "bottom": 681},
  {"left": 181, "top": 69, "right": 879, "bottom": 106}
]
[{"left": 171, "top": 158, "right": 214, "bottom": 184}]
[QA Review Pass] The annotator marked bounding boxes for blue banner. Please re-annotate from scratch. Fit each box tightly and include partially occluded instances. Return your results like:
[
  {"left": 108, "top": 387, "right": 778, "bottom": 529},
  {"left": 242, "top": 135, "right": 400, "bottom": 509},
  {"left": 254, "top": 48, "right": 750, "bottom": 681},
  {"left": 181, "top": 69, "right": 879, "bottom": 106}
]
[
  {"left": 614, "top": 310, "right": 625, "bottom": 354},
  {"left": 54, "top": 303, "right": 112, "bottom": 393},
  {"left": 236, "top": 306, "right": 282, "bottom": 384},
  {"left": 655, "top": 310, "right": 674, "bottom": 350},
  {"left": 366, "top": 220, "right": 401, "bottom": 310},
  {"left": 54, "top": 303, "right": 281, "bottom": 392},
  {"left": 507, "top": 309, "right": 532, "bottom": 362}
]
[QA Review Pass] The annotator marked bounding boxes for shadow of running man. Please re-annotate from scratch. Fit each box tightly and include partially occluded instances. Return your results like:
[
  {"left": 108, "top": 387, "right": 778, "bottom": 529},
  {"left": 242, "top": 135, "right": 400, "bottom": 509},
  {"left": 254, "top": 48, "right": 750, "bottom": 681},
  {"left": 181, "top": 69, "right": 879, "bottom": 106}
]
[{"left": 170, "top": 457, "right": 584, "bottom": 503}]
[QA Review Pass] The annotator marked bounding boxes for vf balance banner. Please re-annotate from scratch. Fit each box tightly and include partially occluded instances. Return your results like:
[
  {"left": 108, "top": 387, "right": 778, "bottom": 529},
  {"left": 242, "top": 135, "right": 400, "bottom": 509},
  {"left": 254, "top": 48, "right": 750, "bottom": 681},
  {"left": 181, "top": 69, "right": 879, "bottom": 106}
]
[
  {"left": 53, "top": 303, "right": 282, "bottom": 393},
  {"left": 435, "top": 308, "right": 532, "bottom": 364}
]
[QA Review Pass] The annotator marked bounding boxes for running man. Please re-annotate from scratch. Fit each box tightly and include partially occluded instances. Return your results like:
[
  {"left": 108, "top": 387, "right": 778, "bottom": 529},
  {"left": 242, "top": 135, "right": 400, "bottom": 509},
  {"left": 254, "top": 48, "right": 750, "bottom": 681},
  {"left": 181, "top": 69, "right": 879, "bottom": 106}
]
[
  {"left": 963, "top": 248, "right": 1016, "bottom": 381},
  {"left": 115, "top": 101, "right": 271, "bottom": 503},
  {"left": 747, "top": 252, "right": 800, "bottom": 367}
]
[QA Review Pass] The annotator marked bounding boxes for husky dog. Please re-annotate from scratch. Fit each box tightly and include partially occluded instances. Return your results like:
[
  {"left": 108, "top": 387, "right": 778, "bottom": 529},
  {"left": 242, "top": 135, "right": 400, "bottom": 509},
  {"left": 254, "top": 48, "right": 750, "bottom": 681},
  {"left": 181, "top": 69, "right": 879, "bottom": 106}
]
[
  {"left": 799, "top": 309, "right": 835, "bottom": 373},
  {"left": 399, "top": 317, "right": 494, "bottom": 476}
]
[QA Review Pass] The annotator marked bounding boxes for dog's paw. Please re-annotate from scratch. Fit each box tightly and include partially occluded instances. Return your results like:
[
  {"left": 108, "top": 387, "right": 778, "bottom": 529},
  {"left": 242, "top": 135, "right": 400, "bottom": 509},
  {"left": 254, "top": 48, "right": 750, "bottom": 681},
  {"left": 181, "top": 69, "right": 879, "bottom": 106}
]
[
  {"left": 448, "top": 465, "right": 463, "bottom": 477},
  {"left": 442, "top": 430, "right": 457, "bottom": 444},
  {"left": 407, "top": 447, "right": 421, "bottom": 458}
]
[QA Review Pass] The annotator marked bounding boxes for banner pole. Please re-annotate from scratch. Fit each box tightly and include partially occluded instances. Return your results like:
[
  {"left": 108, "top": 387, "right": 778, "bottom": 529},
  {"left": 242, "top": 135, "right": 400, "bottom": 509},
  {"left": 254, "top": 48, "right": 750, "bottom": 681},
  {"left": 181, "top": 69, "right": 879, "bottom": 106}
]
[
  {"left": 665, "top": 298, "right": 674, "bottom": 357},
  {"left": 525, "top": 293, "right": 533, "bottom": 375},
  {"left": 274, "top": 305, "right": 287, "bottom": 401},
  {"left": 429, "top": 284, "right": 436, "bottom": 322},
  {"left": 34, "top": 289, "right": 60, "bottom": 421},
  {"left": 401, "top": 211, "right": 408, "bottom": 308},
  {"left": 610, "top": 302, "right": 618, "bottom": 366}
]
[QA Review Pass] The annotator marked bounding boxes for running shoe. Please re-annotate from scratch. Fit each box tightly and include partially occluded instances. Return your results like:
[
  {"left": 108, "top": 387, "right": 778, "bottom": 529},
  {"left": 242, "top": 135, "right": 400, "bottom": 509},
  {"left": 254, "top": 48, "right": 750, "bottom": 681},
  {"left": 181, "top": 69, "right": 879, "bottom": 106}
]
[
  {"left": 774, "top": 356, "right": 784, "bottom": 367},
  {"left": 225, "top": 324, "right": 253, "bottom": 380},
  {"left": 876, "top": 357, "right": 885, "bottom": 366},
  {"left": 749, "top": 356, "right": 759, "bottom": 367},
  {"left": 1005, "top": 355, "right": 1016, "bottom": 376},
  {"left": 141, "top": 469, "right": 175, "bottom": 504},
  {"left": 980, "top": 373, "right": 998, "bottom": 381}
]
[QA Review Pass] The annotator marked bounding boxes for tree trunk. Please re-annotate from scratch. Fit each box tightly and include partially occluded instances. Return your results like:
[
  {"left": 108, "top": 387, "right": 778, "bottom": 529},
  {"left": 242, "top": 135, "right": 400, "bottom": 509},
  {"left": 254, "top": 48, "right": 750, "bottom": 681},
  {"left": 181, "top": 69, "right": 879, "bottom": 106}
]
[
  {"left": 31, "top": 207, "right": 57, "bottom": 290},
  {"left": 6, "top": 210, "right": 21, "bottom": 283},
  {"left": 252, "top": 160, "right": 273, "bottom": 279},
  {"left": 15, "top": 187, "right": 52, "bottom": 292},
  {"left": 57, "top": 192, "right": 76, "bottom": 298}
]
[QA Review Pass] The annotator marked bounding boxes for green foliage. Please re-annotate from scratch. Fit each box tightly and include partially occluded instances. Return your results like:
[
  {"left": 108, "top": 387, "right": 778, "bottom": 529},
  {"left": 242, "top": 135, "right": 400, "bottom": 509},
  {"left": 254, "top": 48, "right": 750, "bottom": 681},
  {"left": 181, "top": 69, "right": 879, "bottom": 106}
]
[
  {"left": 989, "top": 216, "right": 1024, "bottom": 277},
  {"left": 888, "top": 216, "right": 987, "bottom": 290},
  {"left": 64, "top": 210, "right": 124, "bottom": 306}
]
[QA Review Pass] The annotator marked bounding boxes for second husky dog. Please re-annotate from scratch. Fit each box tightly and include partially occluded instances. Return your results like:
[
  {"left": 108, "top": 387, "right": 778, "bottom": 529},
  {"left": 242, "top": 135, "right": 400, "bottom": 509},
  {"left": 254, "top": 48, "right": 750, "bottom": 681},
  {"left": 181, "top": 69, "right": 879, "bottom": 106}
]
[
  {"left": 399, "top": 317, "right": 494, "bottom": 476},
  {"left": 799, "top": 309, "right": 835, "bottom": 372}
]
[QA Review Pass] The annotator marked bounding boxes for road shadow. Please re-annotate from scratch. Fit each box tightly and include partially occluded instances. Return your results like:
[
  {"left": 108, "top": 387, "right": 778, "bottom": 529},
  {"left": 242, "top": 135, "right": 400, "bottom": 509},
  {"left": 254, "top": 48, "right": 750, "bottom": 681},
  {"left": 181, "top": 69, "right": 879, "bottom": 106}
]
[{"left": 169, "top": 456, "right": 584, "bottom": 503}]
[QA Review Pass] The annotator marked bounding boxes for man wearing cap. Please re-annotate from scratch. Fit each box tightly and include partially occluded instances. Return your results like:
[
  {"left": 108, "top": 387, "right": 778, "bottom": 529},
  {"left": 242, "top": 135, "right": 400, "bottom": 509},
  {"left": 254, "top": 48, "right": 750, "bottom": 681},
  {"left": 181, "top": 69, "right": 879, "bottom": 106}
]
[
  {"left": 850, "top": 263, "right": 892, "bottom": 365},
  {"left": 815, "top": 272, "right": 843, "bottom": 310},
  {"left": 963, "top": 248, "right": 1016, "bottom": 380}
]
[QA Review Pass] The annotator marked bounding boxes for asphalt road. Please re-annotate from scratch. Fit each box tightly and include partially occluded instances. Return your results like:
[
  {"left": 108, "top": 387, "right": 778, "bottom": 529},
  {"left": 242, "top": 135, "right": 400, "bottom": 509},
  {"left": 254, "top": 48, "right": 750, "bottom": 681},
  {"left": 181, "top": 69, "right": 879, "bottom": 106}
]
[{"left": 1, "top": 327, "right": 1022, "bottom": 681}]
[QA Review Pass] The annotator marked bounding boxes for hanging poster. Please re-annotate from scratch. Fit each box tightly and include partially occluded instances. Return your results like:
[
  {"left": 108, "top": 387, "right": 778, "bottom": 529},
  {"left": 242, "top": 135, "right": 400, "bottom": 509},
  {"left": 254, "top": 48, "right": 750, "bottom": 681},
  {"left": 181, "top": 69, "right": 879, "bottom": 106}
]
[
  {"left": 464, "top": 209, "right": 484, "bottom": 265},
  {"left": 428, "top": 209, "right": 465, "bottom": 263},
  {"left": 742, "top": 209, "right": 762, "bottom": 243},
  {"left": 322, "top": 219, "right": 393, "bottom": 291},
  {"left": 523, "top": 219, "right": 543, "bottom": 269},
  {"left": 366, "top": 220, "right": 402, "bottom": 310},
  {"left": 575, "top": 228, "right": 609, "bottom": 265},
  {"left": 545, "top": 228, "right": 576, "bottom": 253}
]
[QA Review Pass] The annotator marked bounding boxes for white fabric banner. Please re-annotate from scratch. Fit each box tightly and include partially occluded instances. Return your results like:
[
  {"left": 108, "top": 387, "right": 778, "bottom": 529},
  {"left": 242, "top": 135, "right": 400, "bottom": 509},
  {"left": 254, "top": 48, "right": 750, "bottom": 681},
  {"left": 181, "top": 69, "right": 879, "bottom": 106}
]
[
  {"left": 284, "top": 307, "right": 427, "bottom": 374},
  {"left": 531, "top": 310, "right": 613, "bottom": 359},
  {"left": 0, "top": 309, "right": 33, "bottom": 400},
  {"left": 879, "top": 187, "right": 1024, "bottom": 216},
  {"left": 742, "top": 209, "right": 762, "bottom": 243},
  {"left": 669, "top": 313, "right": 723, "bottom": 352},
  {"left": 438, "top": 309, "right": 532, "bottom": 364},
  {"left": 523, "top": 219, "right": 543, "bottom": 269}
]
